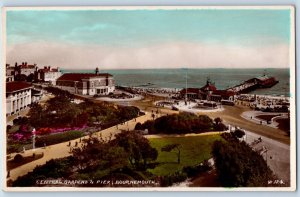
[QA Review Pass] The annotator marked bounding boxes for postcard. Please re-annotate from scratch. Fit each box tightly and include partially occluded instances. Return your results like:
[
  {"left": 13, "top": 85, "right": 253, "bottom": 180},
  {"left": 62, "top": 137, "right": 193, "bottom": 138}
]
[{"left": 2, "top": 6, "right": 296, "bottom": 191}]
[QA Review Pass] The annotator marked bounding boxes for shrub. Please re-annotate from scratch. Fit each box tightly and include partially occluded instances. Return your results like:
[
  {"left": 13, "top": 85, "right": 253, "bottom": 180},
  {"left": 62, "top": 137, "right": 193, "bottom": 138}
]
[
  {"left": 142, "top": 112, "right": 216, "bottom": 134},
  {"left": 35, "top": 130, "right": 84, "bottom": 147},
  {"left": 134, "top": 122, "right": 142, "bottom": 130},
  {"left": 233, "top": 129, "right": 245, "bottom": 138},
  {"left": 13, "top": 154, "right": 24, "bottom": 163},
  {"left": 182, "top": 160, "right": 212, "bottom": 177}
]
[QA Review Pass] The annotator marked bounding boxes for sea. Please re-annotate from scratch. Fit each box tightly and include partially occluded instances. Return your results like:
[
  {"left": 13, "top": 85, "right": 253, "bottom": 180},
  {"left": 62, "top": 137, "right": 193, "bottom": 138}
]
[{"left": 61, "top": 68, "right": 290, "bottom": 97}]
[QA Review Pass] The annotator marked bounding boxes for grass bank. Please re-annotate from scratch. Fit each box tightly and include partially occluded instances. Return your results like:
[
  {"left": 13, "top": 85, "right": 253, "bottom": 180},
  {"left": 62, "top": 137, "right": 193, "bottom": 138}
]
[{"left": 148, "top": 134, "right": 222, "bottom": 176}]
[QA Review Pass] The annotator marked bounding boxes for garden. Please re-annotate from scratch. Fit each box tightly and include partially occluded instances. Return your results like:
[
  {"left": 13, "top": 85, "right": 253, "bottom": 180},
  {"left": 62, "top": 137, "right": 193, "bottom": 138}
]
[{"left": 7, "top": 87, "right": 140, "bottom": 153}]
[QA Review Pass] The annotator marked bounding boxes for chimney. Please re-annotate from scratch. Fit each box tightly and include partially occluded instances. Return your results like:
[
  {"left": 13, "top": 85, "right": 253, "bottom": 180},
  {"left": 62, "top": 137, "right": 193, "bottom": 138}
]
[
  {"left": 95, "top": 67, "right": 99, "bottom": 75},
  {"left": 25, "top": 62, "right": 27, "bottom": 66},
  {"left": 22, "top": 62, "right": 24, "bottom": 66},
  {"left": 48, "top": 66, "right": 50, "bottom": 70}
]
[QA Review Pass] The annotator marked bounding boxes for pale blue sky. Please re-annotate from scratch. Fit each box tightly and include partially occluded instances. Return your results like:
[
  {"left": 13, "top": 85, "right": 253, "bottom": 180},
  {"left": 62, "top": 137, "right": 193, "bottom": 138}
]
[
  {"left": 7, "top": 9, "right": 291, "bottom": 47},
  {"left": 5, "top": 8, "right": 292, "bottom": 69}
]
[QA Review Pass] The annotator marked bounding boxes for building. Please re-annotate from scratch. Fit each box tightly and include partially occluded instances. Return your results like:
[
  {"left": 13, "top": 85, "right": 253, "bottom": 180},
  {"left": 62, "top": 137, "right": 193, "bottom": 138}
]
[
  {"left": 6, "top": 62, "right": 38, "bottom": 82},
  {"left": 6, "top": 64, "right": 15, "bottom": 82},
  {"left": 37, "top": 66, "right": 62, "bottom": 85},
  {"left": 180, "top": 80, "right": 235, "bottom": 102},
  {"left": 6, "top": 64, "right": 15, "bottom": 76},
  {"left": 16, "top": 62, "right": 37, "bottom": 76},
  {"left": 6, "top": 82, "right": 42, "bottom": 116},
  {"left": 6, "top": 82, "right": 33, "bottom": 116},
  {"left": 56, "top": 70, "right": 115, "bottom": 96}
]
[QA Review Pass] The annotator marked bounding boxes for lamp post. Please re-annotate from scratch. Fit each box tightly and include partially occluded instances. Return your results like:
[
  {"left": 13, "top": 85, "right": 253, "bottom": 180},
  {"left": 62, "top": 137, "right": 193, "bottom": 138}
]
[
  {"left": 32, "top": 128, "right": 36, "bottom": 150},
  {"left": 182, "top": 68, "right": 188, "bottom": 105}
]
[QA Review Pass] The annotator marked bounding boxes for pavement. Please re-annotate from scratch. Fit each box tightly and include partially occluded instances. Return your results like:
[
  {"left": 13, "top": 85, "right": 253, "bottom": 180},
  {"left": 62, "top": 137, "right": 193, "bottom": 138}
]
[
  {"left": 241, "top": 111, "right": 288, "bottom": 129},
  {"left": 242, "top": 129, "right": 290, "bottom": 184}
]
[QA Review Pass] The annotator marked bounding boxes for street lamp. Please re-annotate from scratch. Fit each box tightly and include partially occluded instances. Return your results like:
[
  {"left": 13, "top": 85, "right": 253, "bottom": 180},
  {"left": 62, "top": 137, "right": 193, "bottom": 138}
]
[
  {"left": 182, "top": 68, "right": 188, "bottom": 105},
  {"left": 32, "top": 128, "right": 36, "bottom": 150}
]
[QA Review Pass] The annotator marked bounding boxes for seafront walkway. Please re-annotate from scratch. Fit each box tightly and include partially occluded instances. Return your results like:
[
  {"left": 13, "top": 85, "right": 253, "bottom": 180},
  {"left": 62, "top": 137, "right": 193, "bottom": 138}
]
[{"left": 7, "top": 112, "right": 155, "bottom": 182}]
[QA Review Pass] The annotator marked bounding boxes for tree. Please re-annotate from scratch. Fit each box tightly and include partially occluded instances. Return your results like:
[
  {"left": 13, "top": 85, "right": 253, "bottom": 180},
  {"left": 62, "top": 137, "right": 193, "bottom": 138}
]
[
  {"left": 161, "top": 143, "right": 181, "bottom": 164},
  {"left": 28, "top": 103, "right": 44, "bottom": 128},
  {"left": 72, "top": 137, "right": 128, "bottom": 176},
  {"left": 233, "top": 129, "right": 245, "bottom": 139},
  {"left": 113, "top": 130, "right": 158, "bottom": 170},
  {"left": 26, "top": 73, "right": 35, "bottom": 82},
  {"left": 214, "top": 117, "right": 222, "bottom": 125},
  {"left": 212, "top": 140, "right": 273, "bottom": 187},
  {"left": 14, "top": 74, "right": 27, "bottom": 81}
]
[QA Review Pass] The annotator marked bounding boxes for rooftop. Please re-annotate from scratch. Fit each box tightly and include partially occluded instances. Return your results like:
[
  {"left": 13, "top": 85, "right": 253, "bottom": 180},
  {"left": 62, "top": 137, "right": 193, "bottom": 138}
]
[
  {"left": 6, "top": 81, "right": 32, "bottom": 93},
  {"left": 57, "top": 73, "right": 113, "bottom": 81}
]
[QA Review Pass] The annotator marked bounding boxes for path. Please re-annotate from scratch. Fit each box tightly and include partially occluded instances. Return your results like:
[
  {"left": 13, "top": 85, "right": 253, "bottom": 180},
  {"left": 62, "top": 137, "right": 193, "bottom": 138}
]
[
  {"left": 241, "top": 111, "right": 288, "bottom": 128},
  {"left": 7, "top": 112, "right": 153, "bottom": 182},
  {"left": 145, "top": 131, "right": 223, "bottom": 139}
]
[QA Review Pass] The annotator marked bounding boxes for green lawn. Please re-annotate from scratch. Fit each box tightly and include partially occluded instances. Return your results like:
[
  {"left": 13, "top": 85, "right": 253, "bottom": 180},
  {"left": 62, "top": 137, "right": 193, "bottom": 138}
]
[{"left": 148, "top": 134, "right": 222, "bottom": 176}]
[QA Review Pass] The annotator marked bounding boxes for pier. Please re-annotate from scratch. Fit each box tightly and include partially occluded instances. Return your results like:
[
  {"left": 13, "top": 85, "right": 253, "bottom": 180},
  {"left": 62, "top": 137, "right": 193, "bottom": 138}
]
[{"left": 226, "top": 75, "right": 279, "bottom": 94}]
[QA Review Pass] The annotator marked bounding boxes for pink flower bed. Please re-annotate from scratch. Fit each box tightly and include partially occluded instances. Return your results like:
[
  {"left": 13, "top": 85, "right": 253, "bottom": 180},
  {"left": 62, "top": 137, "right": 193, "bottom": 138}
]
[
  {"left": 11, "top": 124, "right": 88, "bottom": 141},
  {"left": 35, "top": 125, "right": 88, "bottom": 135}
]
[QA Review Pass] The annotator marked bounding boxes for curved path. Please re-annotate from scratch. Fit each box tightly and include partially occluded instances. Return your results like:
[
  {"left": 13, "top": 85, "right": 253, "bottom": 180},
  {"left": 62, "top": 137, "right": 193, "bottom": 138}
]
[{"left": 241, "top": 111, "right": 288, "bottom": 129}]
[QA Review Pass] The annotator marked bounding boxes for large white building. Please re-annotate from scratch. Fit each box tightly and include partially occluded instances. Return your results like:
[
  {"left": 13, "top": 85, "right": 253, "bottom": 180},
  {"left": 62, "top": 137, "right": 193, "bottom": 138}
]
[
  {"left": 6, "top": 82, "right": 33, "bottom": 116},
  {"left": 56, "top": 72, "right": 115, "bottom": 96}
]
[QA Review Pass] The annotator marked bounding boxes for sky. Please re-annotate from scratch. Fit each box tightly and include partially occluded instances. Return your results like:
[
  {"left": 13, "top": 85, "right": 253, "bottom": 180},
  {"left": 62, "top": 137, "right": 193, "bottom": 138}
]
[{"left": 6, "top": 8, "right": 292, "bottom": 69}]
